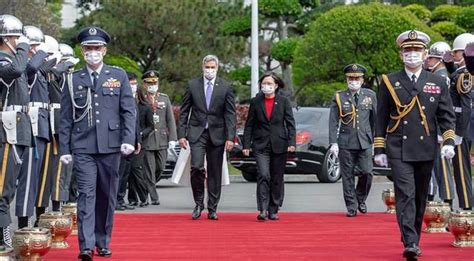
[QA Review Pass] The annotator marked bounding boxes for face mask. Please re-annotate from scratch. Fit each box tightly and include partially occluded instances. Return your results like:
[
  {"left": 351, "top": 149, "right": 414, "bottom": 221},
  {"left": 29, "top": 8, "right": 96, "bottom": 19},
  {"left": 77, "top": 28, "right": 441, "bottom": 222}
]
[
  {"left": 261, "top": 84, "right": 275, "bottom": 95},
  {"left": 130, "top": 84, "right": 138, "bottom": 94},
  {"left": 403, "top": 51, "right": 424, "bottom": 69},
  {"left": 428, "top": 60, "right": 441, "bottom": 72},
  {"left": 84, "top": 50, "right": 103, "bottom": 65},
  {"left": 204, "top": 68, "right": 217, "bottom": 80},
  {"left": 348, "top": 81, "right": 362, "bottom": 91},
  {"left": 147, "top": 84, "right": 158, "bottom": 94},
  {"left": 454, "top": 57, "right": 464, "bottom": 65}
]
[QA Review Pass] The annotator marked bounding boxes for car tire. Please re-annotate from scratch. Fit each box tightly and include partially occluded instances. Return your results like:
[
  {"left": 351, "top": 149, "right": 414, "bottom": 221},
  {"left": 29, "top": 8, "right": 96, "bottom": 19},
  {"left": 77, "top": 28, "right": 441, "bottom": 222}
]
[
  {"left": 242, "top": 171, "right": 257, "bottom": 182},
  {"left": 317, "top": 150, "right": 341, "bottom": 183}
]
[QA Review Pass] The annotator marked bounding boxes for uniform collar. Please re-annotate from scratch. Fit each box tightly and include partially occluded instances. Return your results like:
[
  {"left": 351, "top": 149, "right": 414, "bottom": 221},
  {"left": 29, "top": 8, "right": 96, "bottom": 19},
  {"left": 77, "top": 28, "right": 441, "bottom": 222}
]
[
  {"left": 404, "top": 67, "right": 422, "bottom": 81},
  {"left": 86, "top": 63, "right": 104, "bottom": 76}
]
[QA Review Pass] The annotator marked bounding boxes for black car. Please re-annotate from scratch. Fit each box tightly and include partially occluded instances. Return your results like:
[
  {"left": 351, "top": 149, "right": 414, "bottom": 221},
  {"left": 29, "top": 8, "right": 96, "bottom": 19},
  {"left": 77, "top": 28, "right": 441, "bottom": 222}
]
[{"left": 229, "top": 107, "right": 391, "bottom": 183}]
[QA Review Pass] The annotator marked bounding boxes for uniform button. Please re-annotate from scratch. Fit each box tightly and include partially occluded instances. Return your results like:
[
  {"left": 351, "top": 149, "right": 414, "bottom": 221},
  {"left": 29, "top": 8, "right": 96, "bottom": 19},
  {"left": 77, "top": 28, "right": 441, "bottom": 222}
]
[
  {"left": 154, "top": 129, "right": 158, "bottom": 131},
  {"left": 96, "top": 111, "right": 99, "bottom": 115},
  {"left": 96, "top": 120, "right": 100, "bottom": 123},
  {"left": 110, "top": 88, "right": 113, "bottom": 91},
  {"left": 422, "top": 106, "right": 425, "bottom": 110},
  {"left": 421, "top": 121, "right": 424, "bottom": 125},
  {"left": 356, "top": 109, "right": 359, "bottom": 112},
  {"left": 420, "top": 136, "right": 424, "bottom": 140},
  {"left": 95, "top": 103, "right": 99, "bottom": 106},
  {"left": 76, "top": 128, "right": 80, "bottom": 132},
  {"left": 357, "top": 127, "right": 360, "bottom": 130},
  {"left": 403, "top": 121, "right": 408, "bottom": 125},
  {"left": 403, "top": 136, "right": 407, "bottom": 140},
  {"left": 357, "top": 121, "right": 360, "bottom": 123},
  {"left": 94, "top": 94, "right": 98, "bottom": 98}
]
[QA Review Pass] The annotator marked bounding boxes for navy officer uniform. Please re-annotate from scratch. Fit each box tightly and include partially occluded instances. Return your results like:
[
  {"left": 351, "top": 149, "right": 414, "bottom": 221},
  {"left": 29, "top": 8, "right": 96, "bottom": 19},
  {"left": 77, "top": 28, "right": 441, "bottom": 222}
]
[
  {"left": 374, "top": 30, "right": 456, "bottom": 260},
  {"left": 329, "top": 64, "right": 376, "bottom": 217},
  {"left": 59, "top": 26, "right": 136, "bottom": 260}
]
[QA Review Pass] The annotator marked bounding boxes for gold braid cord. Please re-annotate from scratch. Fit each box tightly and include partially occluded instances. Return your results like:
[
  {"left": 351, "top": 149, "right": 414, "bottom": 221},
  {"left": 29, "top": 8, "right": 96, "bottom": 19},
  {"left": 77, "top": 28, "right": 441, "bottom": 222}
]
[
  {"left": 335, "top": 92, "right": 356, "bottom": 128},
  {"left": 456, "top": 72, "right": 473, "bottom": 94},
  {"left": 382, "top": 75, "right": 430, "bottom": 136}
]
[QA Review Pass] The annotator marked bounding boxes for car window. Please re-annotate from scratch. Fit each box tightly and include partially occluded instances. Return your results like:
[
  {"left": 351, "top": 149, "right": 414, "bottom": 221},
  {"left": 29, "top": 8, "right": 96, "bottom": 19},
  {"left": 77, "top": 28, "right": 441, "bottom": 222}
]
[{"left": 293, "top": 110, "right": 322, "bottom": 125}]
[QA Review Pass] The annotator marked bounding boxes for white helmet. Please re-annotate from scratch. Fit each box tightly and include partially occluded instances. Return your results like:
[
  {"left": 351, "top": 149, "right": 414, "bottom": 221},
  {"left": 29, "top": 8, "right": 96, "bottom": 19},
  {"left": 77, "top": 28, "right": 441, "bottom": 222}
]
[
  {"left": 428, "top": 41, "right": 451, "bottom": 59},
  {"left": 452, "top": 33, "right": 474, "bottom": 51},
  {"left": 24, "top": 25, "right": 44, "bottom": 45},
  {"left": 44, "top": 35, "right": 59, "bottom": 54},
  {"left": 0, "top": 15, "right": 23, "bottom": 37},
  {"left": 59, "top": 43, "right": 74, "bottom": 59}
]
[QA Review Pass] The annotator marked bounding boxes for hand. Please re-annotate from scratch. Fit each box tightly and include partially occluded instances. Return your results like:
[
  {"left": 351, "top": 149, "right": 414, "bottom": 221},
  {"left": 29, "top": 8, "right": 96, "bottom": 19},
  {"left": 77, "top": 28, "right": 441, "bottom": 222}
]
[
  {"left": 374, "top": 154, "right": 388, "bottom": 167},
  {"left": 225, "top": 140, "right": 234, "bottom": 151},
  {"left": 440, "top": 145, "right": 455, "bottom": 160},
  {"left": 329, "top": 143, "right": 339, "bottom": 156},
  {"left": 134, "top": 143, "right": 141, "bottom": 155},
  {"left": 465, "top": 42, "right": 474, "bottom": 57},
  {"left": 454, "top": 135, "right": 463, "bottom": 146},
  {"left": 464, "top": 42, "right": 474, "bottom": 75},
  {"left": 179, "top": 138, "right": 188, "bottom": 149},
  {"left": 287, "top": 146, "right": 296, "bottom": 153},
  {"left": 443, "top": 51, "right": 454, "bottom": 63},
  {"left": 60, "top": 154, "right": 73, "bottom": 165},
  {"left": 65, "top": 57, "right": 79, "bottom": 65},
  {"left": 437, "top": 135, "right": 443, "bottom": 144},
  {"left": 120, "top": 143, "right": 135, "bottom": 155},
  {"left": 168, "top": 140, "right": 177, "bottom": 149},
  {"left": 47, "top": 51, "right": 62, "bottom": 64},
  {"left": 16, "top": 35, "right": 29, "bottom": 45},
  {"left": 242, "top": 149, "right": 250, "bottom": 157}
]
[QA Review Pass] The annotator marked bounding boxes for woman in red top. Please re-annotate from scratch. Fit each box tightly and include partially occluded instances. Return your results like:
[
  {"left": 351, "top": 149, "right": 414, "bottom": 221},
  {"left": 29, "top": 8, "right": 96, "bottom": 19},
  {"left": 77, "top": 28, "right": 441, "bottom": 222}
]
[{"left": 242, "top": 72, "right": 296, "bottom": 221}]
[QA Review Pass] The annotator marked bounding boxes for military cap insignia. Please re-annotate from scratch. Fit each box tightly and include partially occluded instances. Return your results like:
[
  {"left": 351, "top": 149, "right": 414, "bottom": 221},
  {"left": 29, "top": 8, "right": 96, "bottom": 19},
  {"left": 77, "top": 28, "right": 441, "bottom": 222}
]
[
  {"left": 352, "top": 64, "right": 357, "bottom": 71},
  {"left": 103, "top": 78, "right": 121, "bottom": 88},
  {"left": 408, "top": 30, "right": 417, "bottom": 40},
  {"left": 150, "top": 71, "right": 156, "bottom": 77},
  {"left": 89, "top": 27, "right": 97, "bottom": 35}
]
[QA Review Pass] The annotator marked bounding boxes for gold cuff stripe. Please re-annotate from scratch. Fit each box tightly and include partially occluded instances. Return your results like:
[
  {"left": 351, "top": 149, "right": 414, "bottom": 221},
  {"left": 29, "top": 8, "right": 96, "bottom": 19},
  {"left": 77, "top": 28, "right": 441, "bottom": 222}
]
[{"left": 442, "top": 130, "right": 455, "bottom": 140}]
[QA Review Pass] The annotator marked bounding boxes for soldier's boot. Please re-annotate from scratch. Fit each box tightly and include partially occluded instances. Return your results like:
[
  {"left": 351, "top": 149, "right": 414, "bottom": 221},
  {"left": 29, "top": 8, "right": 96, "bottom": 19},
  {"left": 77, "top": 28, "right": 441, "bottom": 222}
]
[
  {"left": 18, "top": 217, "right": 28, "bottom": 229},
  {"left": 0, "top": 227, "right": 5, "bottom": 251},
  {"left": 35, "top": 207, "right": 46, "bottom": 227},
  {"left": 52, "top": 200, "right": 61, "bottom": 212}
]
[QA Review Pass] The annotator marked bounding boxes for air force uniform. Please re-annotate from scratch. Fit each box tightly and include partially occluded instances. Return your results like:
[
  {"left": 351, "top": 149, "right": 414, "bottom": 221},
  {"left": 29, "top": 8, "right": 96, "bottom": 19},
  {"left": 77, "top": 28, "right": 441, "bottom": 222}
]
[{"left": 59, "top": 27, "right": 136, "bottom": 256}]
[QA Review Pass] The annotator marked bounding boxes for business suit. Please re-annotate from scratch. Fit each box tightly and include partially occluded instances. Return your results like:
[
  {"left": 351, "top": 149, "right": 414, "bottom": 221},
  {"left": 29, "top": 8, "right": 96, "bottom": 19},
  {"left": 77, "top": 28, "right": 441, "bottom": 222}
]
[
  {"left": 59, "top": 63, "right": 136, "bottom": 251},
  {"left": 178, "top": 76, "right": 236, "bottom": 213},
  {"left": 243, "top": 92, "right": 295, "bottom": 214},
  {"left": 329, "top": 88, "right": 376, "bottom": 213}
]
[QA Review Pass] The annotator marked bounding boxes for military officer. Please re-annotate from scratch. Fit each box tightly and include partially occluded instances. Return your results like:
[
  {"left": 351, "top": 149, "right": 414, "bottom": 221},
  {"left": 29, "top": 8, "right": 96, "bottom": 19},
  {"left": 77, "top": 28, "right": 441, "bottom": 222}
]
[
  {"left": 424, "top": 42, "right": 456, "bottom": 206},
  {"left": 141, "top": 70, "right": 177, "bottom": 206},
  {"left": 59, "top": 26, "right": 136, "bottom": 260},
  {"left": 374, "top": 30, "right": 456, "bottom": 260},
  {"left": 449, "top": 33, "right": 474, "bottom": 211},
  {"left": 329, "top": 64, "right": 376, "bottom": 217},
  {"left": 0, "top": 14, "right": 32, "bottom": 249}
]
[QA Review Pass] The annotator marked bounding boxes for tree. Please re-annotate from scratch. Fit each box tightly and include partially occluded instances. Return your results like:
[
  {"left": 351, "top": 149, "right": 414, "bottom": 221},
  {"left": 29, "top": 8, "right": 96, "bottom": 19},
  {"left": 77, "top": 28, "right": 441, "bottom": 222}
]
[
  {"left": 431, "top": 21, "right": 466, "bottom": 42},
  {"left": 431, "top": 4, "right": 462, "bottom": 23},
  {"left": 455, "top": 6, "right": 474, "bottom": 32},
  {"left": 293, "top": 3, "right": 444, "bottom": 106},
  {"left": 65, "top": 0, "right": 247, "bottom": 103}
]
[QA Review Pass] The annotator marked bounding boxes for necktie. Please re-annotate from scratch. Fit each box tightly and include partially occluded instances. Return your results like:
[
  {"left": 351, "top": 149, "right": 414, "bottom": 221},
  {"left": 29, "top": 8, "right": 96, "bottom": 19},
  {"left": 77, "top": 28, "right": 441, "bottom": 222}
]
[
  {"left": 411, "top": 74, "right": 417, "bottom": 86},
  {"left": 354, "top": 93, "right": 359, "bottom": 106},
  {"left": 92, "top": 71, "right": 99, "bottom": 88},
  {"left": 205, "top": 81, "right": 213, "bottom": 110}
]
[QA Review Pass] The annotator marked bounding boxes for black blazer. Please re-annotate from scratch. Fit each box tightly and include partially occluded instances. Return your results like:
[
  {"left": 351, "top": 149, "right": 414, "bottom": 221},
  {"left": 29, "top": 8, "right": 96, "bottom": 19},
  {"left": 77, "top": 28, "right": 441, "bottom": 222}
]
[
  {"left": 178, "top": 76, "right": 236, "bottom": 146},
  {"left": 243, "top": 93, "right": 296, "bottom": 154},
  {"left": 138, "top": 100, "right": 154, "bottom": 145}
]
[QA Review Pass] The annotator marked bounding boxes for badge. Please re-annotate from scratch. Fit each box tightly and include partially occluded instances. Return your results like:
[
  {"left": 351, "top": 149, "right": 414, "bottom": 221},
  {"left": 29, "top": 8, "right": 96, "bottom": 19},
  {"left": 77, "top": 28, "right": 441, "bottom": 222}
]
[
  {"left": 157, "top": 101, "right": 166, "bottom": 109},
  {"left": 394, "top": 81, "right": 401, "bottom": 89},
  {"left": 153, "top": 114, "right": 160, "bottom": 124},
  {"left": 89, "top": 27, "right": 97, "bottom": 35},
  {"left": 430, "top": 97, "right": 435, "bottom": 102},
  {"left": 78, "top": 85, "right": 83, "bottom": 90},
  {"left": 361, "top": 96, "right": 372, "bottom": 106},
  {"left": 102, "top": 78, "right": 121, "bottom": 88},
  {"left": 423, "top": 83, "right": 440, "bottom": 94},
  {"left": 408, "top": 30, "right": 417, "bottom": 40}
]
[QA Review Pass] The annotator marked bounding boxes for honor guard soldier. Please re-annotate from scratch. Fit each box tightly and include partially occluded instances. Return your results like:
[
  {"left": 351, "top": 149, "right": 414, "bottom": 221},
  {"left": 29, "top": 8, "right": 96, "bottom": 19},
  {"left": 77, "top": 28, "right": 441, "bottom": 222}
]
[
  {"left": 449, "top": 33, "right": 474, "bottom": 211},
  {"left": 142, "top": 70, "right": 177, "bottom": 206},
  {"left": 0, "top": 15, "right": 32, "bottom": 249},
  {"left": 374, "top": 30, "right": 456, "bottom": 260},
  {"left": 59, "top": 26, "right": 136, "bottom": 260},
  {"left": 329, "top": 64, "right": 376, "bottom": 217},
  {"left": 424, "top": 42, "right": 456, "bottom": 206}
]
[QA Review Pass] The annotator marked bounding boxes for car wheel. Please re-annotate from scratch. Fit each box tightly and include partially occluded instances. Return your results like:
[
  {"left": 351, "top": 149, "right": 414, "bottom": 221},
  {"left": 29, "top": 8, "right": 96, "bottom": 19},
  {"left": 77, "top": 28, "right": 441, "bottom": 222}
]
[
  {"left": 317, "top": 150, "right": 341, "bottom": 183},
  {"left": 242, "top": 171, "right": 257, "bottom": 182}
]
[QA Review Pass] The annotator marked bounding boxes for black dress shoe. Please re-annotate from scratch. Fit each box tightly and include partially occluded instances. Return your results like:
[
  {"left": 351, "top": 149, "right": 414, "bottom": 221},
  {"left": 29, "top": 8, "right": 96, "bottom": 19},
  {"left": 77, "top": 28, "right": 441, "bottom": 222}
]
[
  {"left": 208, "top": 211, "right": 218, "bottom": 220},
  {"left": 139, "top": 202, "right": 149, "bottom": 207},
  {"left": 346, "top": 210, "right": 357, "bottom": 217},
  {"left": 115, "top": 205, "right": 126, "bottom": 211},
  {"left": 129, "top": 202, "right": 138, "bottom": 207},
  {"left": 192, "top": 206, "right": 203, "bottom": 220},
  {"left": 78, "top": 250, "right": 94, "bottom": 261},
  {"left": 123, "top": 204, "right": 135, "bottom": 210},
  {"left": 151, "top": 201, "right": 160, "bottom": 206},
  {"left": 358, "top": 203, "right": 367, "bottom": 214},
  {"left": 257, "top": 211, "right": 268, "bottom": 221},
  {"left": 97, "top": 248, "right": 112, "bottom": 257},
  {"left": 403, "top": 244, "right": 419, "bottom": 261},
  {"left": 268, "top": 213, "right": 279, "bottom": 220}
]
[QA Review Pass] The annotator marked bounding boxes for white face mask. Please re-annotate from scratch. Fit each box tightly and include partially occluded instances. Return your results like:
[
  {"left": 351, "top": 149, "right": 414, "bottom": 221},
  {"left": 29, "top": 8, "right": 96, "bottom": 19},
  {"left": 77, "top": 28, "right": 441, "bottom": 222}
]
[
  {"left": 84, "top": 50, "right": 103, "bottom": 65},
  {"left": 204, "top": 68, "right": 217, "bottom": 80},
  {"left": 261, "top": 84, "right": 275, "bottom": 95},
  {"left": 403, "top": 51, "right": 424, "bottom": 69},
  {"left": 348, "top": 80, "right": 362, "bottom": 91},
  {"left": 130, "top": 84, "right": 138, "bottom": 94},
  {"left": 454, "top": 57, "right": 464, "bottom": 65},
  {"left": 147, "top": 84, "right": 158, "bottom": 94}
]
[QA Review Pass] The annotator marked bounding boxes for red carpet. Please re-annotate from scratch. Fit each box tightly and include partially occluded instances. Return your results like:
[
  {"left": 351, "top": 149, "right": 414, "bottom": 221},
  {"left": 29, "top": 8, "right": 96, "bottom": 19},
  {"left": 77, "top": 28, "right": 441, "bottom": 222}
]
[{"left": 46, "top": 213, "right": 472, "bottom": 260}]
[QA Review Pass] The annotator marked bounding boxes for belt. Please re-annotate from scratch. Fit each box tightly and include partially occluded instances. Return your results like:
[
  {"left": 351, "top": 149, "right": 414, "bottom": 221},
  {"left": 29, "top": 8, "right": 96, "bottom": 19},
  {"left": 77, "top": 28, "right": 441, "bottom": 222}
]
[
  {"left": 28, "top": 102, "right": 49, "bottom": 109},
  {"left": 5, "top": 105, "right": 28, "bottom": 112},
  {"left": 50, "top": 103, "right": 61, "bottom": 110}
]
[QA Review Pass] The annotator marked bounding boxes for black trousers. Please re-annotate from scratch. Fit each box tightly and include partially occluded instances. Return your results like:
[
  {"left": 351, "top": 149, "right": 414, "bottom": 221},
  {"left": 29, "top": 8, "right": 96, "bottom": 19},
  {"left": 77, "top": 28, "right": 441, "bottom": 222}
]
[
  {"left": 389, "top": 158, "right": 433, "bottom": 247},
  {"left": 127, "top": 151, "right": 148, "bottom": 204},
  {"left": 190, "top": 130, "right": 224, "bottom": 212},
  {"left": 117, "top": 155, "right": 132, "bottom": 205},
  {"left": 429, "top": 144, "right": 454, "bottom": 201},
  {"left": 452, "top": 140, "right": 473, "bottom": 209},
  {"left": 254, "top": 144, "right": 286, "bottom": 214}
]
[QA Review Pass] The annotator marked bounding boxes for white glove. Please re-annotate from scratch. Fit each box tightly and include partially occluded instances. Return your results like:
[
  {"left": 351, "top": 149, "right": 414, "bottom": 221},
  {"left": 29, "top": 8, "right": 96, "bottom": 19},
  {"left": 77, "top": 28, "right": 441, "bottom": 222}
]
[
  {"left": 34, "top": 43, "right": 49, "bottom": 54},
  {"left": 60, "top": 154, "right": 73, "bottom": 165},
  {"left": 329, "top": 143, "right": 339, "bottom": 156},
  {"left": 121, "top": 143, "right": 135, "bottom": 155},
  {"left": 47, "top": 51, "right": 62, "bottom": 64},
  {"left": 454, "top": 135, "right": 463, "bottom": 145},
  {"left": 65, "top": 57, "right": 80, "bottom": 65},
  {"left": 16, "top": 35, "right": 29, "bottom": 45},
  {"left": 168, "top": 140, "right": 177, "bottom": 148},
  {"left": 437, "top": 135, "right": 443, "bottom": 144},
  {"left": 374, "top": 154, "right": 388, "bottom": 167},
  {"left": 440, "top": 145, "right": 455, "bottom": 160}
]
